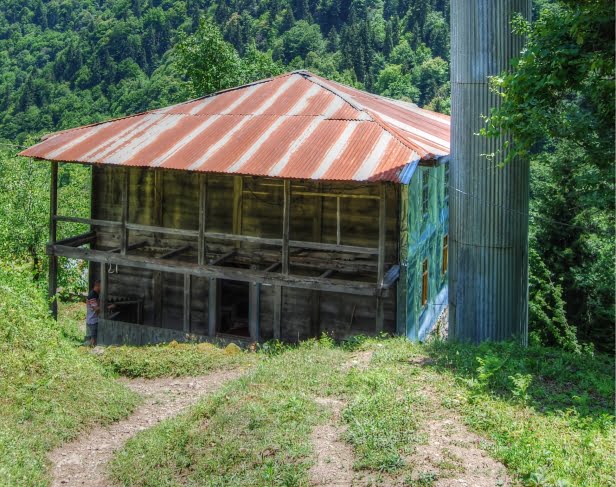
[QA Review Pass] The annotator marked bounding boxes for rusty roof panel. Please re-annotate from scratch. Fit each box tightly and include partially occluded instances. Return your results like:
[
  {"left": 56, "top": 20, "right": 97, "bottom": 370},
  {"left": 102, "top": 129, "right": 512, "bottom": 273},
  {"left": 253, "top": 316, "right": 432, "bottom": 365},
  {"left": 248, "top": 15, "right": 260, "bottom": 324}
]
[{"left": 20, "top": 71, "right": 450, "bottom": 183}]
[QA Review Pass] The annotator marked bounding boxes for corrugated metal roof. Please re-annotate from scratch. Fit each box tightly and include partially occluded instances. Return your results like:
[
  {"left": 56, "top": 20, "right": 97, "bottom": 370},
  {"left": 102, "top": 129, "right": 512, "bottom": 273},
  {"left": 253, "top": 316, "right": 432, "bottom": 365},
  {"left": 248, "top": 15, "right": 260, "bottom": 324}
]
[{"left": 19, "top": 71, "right": 450, "bottom": 183}]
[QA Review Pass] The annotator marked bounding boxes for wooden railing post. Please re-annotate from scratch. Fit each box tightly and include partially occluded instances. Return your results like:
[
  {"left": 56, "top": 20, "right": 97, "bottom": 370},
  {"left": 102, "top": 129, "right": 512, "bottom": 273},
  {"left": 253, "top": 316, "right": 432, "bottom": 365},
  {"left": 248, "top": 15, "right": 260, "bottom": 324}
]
[
  {"left": 49, "top": 161, "right": 58, "bottom": 319},
  {"left": 376, "top": 183, "right": 386, "bottom": 332},
  {"left": 120, "top": 167, "right": 129, "bottom": 255}
]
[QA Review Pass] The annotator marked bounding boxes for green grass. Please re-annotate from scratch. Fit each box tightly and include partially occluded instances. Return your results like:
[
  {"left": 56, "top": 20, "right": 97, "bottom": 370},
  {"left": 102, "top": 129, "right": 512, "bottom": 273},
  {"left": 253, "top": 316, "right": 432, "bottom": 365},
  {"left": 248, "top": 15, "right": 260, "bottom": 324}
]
[
  {"left": 424, "top": 340, "right": 615, "bottom": 486},
  {"left": 93, "top": 341, "right": 258, "bottom": 378},
  {"left": 2, "top": 265, "right": 613, "bottom": 487},
  {"left": 110, "top": 337, "right": 349, "bottom": 486},
  {"left": 0, "top": 264, "right": 139, "bottom": 487},
  {"left": 109, "top": 337, "right": 615, "bottom": 487}
]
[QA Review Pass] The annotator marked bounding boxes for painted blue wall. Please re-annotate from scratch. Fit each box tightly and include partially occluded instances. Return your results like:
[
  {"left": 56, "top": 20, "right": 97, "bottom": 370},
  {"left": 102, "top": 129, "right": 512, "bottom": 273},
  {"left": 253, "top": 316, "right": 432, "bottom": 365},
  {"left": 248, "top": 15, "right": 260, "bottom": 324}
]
[{"left": 397, "top": 161, "right": 449, "bottom": 341}]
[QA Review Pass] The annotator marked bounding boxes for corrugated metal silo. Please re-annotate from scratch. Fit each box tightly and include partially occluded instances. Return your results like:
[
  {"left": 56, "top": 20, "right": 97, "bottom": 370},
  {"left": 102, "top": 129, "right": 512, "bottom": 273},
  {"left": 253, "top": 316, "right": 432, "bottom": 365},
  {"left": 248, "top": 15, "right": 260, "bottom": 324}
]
[{"left": 449, "top": 0, "right": 531, "bottom": 343}]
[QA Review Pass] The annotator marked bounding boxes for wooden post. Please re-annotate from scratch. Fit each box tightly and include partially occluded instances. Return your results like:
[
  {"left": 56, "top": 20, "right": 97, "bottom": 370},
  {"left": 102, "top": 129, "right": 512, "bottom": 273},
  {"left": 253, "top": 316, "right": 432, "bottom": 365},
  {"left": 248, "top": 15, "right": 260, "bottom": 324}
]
[
  {"left": 100, "top": 262, "right": 108, "bottom": 320},
  {"left": 153, "top": 272, "right": 162, "bottom": 327},
  {"left": 153, "top": 169, "right": 163, "bottom": 326},
  {"left": 154, "top": 170, "right": 163, "bottom": 228},
  {"left": 275, "top": 179, "right": 291, "bottom": 340},
  {"left": 273, "top": 284, "right": 282, "bottom": 340},
  {"left": 208, "top": 277, "right": 219, "bottom": 337},
  {"left": 183, "top": 274, "right": 191, "bottom": 333},
  {"left": 232, "top": 176, "right": 243, "bottom": 249},
  {"left": 198, "top": 175, "right": 207, "bottom": 265},
  {"left": 49, "top": 161, "right": 58, "bottom": 319},
  {"left": 311, "top": 184, "right": 323, "bottom": 337},
  {"left": 376, "top": 183, "right": 386, "bottom": 332},
  {"left": 336, "top": 196, "right": 341, "bottom": 245},
  {"left": 120, "top": 168, "right": 129, "bottom": 255},
  {"left": 282, "top": 179, "right": 290, "bottom": 274},
  {"left": 249, "top": 282, "right": 260, "bottom": 342}
]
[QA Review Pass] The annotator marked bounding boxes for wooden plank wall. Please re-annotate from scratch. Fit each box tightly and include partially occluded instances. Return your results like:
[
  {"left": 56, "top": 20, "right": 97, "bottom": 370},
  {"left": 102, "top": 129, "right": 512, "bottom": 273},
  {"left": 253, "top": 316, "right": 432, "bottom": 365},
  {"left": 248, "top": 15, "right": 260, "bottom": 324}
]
[{"left": 92, "top": 167, "right": 399, "bottom": 340}]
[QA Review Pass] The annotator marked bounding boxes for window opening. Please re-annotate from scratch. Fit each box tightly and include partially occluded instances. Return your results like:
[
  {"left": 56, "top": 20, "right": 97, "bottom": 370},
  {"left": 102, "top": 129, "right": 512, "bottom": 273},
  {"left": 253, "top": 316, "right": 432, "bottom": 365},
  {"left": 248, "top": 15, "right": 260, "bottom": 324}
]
[{"left": 421, "top": 259, "right": 429, "bottom": 306}]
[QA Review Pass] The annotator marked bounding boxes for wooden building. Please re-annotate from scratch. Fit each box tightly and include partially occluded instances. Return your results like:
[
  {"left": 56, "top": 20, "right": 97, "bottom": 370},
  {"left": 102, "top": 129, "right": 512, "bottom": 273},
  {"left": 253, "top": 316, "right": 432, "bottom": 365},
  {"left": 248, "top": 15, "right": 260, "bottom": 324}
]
[{"left": 21, "top": 71, "right": 450, "bottom": 345}]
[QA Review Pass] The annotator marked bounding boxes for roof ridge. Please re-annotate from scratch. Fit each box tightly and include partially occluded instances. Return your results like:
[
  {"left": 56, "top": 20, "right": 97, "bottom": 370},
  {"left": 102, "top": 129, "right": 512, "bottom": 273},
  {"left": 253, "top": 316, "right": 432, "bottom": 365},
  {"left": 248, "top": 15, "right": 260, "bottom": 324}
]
[{"left": 301, "top": 72, "right": 429, "bottom": 157}]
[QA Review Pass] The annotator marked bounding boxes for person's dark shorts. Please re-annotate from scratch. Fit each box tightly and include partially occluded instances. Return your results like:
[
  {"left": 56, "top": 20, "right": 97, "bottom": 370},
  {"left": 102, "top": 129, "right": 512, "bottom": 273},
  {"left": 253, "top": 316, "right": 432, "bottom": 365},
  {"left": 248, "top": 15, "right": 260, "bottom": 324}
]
[{"left": 86, "top": 322, "right": 98, "bottom": 339}]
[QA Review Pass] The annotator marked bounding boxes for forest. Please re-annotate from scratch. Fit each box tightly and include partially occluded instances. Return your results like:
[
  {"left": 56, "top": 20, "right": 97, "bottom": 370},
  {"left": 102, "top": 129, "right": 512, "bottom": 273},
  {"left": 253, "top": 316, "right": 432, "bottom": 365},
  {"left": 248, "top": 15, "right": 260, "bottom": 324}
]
[{"left": 0, "top": 0, "right": 614, "bottom": 351}]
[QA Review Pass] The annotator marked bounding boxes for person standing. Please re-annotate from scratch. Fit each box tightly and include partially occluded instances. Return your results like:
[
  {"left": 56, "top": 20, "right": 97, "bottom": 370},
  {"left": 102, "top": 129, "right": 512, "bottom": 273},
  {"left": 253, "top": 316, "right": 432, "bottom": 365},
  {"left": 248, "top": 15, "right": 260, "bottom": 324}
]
[{"left": 85, "top": 280, "right": 101, "bottom": 346}]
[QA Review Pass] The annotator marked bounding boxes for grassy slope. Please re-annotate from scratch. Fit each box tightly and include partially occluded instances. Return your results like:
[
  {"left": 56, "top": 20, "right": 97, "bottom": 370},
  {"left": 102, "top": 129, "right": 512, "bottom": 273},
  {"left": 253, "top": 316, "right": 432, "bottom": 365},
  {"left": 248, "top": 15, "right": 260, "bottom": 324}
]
[
  {"left": 94, "top": 341, "right": 257, "bottom": 378},
  {"left": 110, "top": 337, "right": 614, "bottom": 487},
  {"left": 0, "top": 265, "right": 139, "bottom": 487}
]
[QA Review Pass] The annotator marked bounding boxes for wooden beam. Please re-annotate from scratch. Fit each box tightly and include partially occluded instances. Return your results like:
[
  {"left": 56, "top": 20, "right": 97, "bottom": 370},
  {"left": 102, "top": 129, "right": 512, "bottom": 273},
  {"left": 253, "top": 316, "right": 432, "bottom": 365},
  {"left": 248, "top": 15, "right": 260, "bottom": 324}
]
[
  {"left": 121, "top": 167, "right": 129, "bottom": 255},
  {"left": 198, "top": 174, "right": 207, "bottom": 265},
  {"left": 233, "top": 176, "right": 243, "bottom": 249},
  {"left": 282, "top": 179, "right": 291, "bottom": 274},
  {"left": 160, "top": 245, "right": 191, "bottom": 260},
  {"left": 49, "top": 161, "right": 58, "bottom": 319},
  {"left": 183, "top": 274, "right": 191, "bottom": 333},
  {"left": 382, "top": 265, "right": 401, "bottom": 289},
  {"left": 54, "top": 215, "right": 121, "bottom": 227},
  {"left": 376, "top": 183, "right": 387, "bottom": 332},
  {"left": 264, "top": 261, "right": 280, "bottom": 272},
  {"left": 208, "top": 278, "right": 219, "bottom": 337},
  {"left": 210, "top": 250, "right": 236, "bottom": 266},
  {"left": 273, "top": 285, "right": 282, "bottom": 340},
  {"left": 319, "top": 269, "right": 335, "bottom": 279},
  {"left": 126, "top": 223, "right": 198, "bottom": 237},
  {"left": 51, "top": 245, "right": 389, "bottom": 297},
  {"left": 290, "top": 240, "right": 378, "bottom": 255},
  {"left": 292, "top": 191, "right": 380, "bottom": 200},
  {"left": 108, "top": 240, "right": 148, "bottom": 253},
  {"left": 51, "top": 231, "right": 96, "bottom": 249},
  {"left": 248, "top": 282, "right": 260, "bottom": 342},
  {"left": 53, "top": 219, "right": 378, "bottom": 254}
]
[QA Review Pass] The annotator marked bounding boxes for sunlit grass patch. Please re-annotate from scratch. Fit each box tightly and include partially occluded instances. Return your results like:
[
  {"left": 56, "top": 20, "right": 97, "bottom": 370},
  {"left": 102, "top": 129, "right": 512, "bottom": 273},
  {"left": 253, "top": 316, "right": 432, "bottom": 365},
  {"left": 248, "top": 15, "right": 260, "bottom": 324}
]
[
  {"left": 93, "top": 340, "right": 257, "bottom": 378},
  {"left": 110, "top": 338, "right": 347, "bottom": 486}
]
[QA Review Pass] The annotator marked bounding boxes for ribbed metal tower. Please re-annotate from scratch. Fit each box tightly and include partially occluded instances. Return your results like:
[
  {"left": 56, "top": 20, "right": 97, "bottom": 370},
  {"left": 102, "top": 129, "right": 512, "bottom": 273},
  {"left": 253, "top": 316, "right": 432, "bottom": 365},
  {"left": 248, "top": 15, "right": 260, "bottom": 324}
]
[{"left": 449, "top": 0, "right": 531, "bottom": 344}]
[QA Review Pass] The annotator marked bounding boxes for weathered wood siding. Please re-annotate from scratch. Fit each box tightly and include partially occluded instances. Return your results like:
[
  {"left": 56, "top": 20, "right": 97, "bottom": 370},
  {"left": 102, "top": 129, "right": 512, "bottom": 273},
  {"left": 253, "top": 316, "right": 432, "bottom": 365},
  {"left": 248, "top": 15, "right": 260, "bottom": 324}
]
[{"left": 91, "top": 166, "right": 399, "bottom": 340}]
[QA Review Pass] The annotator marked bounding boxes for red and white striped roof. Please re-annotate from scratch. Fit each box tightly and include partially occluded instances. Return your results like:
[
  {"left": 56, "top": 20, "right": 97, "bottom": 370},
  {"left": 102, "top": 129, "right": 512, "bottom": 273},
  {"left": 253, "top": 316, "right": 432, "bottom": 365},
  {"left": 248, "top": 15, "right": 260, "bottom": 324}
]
[{"left": 20, "top": 71, "right": 450, "bottom": 183}]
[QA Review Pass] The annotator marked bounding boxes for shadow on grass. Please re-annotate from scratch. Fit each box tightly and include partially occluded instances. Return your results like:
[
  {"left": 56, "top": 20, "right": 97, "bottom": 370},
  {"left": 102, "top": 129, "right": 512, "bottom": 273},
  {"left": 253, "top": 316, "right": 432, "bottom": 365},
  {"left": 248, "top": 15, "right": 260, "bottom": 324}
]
[{"left": 423, "top": 339, "right": 615, "bottom": 422}]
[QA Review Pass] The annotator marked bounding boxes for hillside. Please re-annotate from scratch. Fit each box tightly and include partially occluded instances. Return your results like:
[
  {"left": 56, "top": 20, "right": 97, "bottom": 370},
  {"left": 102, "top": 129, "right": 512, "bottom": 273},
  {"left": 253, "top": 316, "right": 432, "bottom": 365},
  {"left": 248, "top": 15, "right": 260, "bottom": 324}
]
[{"left": 0, "top": 0, "right": 450, "bottom": 143}]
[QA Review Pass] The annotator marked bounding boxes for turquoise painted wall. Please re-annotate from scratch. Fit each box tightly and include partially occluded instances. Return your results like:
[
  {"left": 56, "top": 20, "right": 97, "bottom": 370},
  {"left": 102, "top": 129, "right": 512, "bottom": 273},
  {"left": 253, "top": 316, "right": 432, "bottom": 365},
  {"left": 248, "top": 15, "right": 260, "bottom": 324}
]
[{"left": 397, "top": 162, "right": 449, "bottom": 340}]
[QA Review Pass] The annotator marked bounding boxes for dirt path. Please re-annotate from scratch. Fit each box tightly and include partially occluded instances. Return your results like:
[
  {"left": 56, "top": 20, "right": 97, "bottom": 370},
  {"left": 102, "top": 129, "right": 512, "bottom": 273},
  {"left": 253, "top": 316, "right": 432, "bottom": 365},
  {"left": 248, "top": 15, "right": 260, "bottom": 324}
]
[
  {"left": 49, "top": 369, "right": 244, "bottom": 487},
  {"left": 406, "top": 369, "right": 512, "bottom": 486},
  {"left": 308, "top": 350, "right": 374, "bottom": 486}
]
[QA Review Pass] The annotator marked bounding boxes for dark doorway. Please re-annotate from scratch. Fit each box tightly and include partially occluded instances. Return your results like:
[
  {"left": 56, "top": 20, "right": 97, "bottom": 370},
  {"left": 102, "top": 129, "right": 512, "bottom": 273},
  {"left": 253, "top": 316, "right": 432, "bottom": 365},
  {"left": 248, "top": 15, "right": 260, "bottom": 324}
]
[{"left": 219, "top": 280, "right": 250, "bottom": 337}]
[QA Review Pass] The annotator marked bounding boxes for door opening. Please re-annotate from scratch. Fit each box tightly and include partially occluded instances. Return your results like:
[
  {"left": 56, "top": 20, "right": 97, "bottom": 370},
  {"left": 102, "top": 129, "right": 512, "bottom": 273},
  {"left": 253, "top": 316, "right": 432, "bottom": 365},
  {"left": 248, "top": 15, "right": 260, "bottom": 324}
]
[{"left": 219, "top": 280, "right": 250, "bottom": 337}]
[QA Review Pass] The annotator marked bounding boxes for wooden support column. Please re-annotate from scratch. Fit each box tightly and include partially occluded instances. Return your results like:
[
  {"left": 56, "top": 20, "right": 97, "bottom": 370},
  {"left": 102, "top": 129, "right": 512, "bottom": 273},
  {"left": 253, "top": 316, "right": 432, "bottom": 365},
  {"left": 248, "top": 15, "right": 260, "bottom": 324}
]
[
  {"left": 376, "top": 183, "right": 386, "bottom": 332},
  {"left": 249, "top": 281, "right": 260, "bottom": 342},
  {"left": 274, "top": 179, "right": 291, "bottom": 340},
  {"left": 208, "top": 277, "right": 219, "bottom": 337},
  {"left": 120, "top": 168, "right": 129, "bottom": 255},
  {"left": 273, "top": 285, "right": 282, "bottom": 340},
  {"left": 232, "top": 176, "right": 243, "bottom": 249},
  {"left": 100, "top": 262, "right": 108, "bottom": 320},
  {"left": 281, "top": 179, "right": 291, "bottom": 274},
  {"left": 183, "top": 274, "right": 191, "bottom": 333},
  {"left": 311, "top": 183, "right": 323, "bottom": 337},
  {"left": 198, "top": 175, "right": 207, "bottom": 265},
  {"left": 336, "top": 196, "right": 341, "bottom": 245},
  {"left": 153, "top": 169, "right": 163, "bottom": 326},
  {"left": 49, "top": 161, "right": 58, "bottom": 319},
  {"left": 153, "top": 271, "right": 162, "bottom": 327}
]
